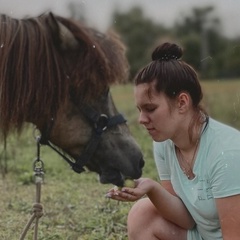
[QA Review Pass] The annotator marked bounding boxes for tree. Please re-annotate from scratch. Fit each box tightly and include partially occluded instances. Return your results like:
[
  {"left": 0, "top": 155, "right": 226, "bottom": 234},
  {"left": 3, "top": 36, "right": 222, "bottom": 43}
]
[
  {"left": 174, "top": 6, "right": 223, "bottom": 78},
  {"left": 112, "top": 7, "right": 168, "bottom": 79},
  {"left": 222, "top": 40, "right": 240, "bottom": 78},
  {"left": 104, "top": 5, "right": 238, "bottom": 80}
]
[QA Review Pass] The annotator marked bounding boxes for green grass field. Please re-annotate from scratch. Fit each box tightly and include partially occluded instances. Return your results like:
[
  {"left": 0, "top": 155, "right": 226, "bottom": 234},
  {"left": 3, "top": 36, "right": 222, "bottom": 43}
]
[{"left": 0, "top": 80, "right": 240, "bottom": 240}]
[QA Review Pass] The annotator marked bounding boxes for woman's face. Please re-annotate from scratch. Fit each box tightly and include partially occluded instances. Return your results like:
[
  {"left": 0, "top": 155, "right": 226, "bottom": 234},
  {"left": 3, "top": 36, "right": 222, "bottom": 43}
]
[{"left": 134, "top": 83, "right": 181, "bottom": 142}]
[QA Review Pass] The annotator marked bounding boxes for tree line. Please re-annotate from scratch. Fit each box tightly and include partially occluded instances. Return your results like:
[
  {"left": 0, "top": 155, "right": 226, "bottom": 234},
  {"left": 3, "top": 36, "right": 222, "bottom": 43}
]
[
  {"left": 67, "top": 3, "right": 240, "bottom": 81},
  {"left": 111, "top": 6, "right": 240, "bottom": 80}
]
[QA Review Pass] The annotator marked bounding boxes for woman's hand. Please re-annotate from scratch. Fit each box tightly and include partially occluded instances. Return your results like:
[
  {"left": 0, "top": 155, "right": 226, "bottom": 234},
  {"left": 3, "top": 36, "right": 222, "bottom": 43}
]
[
  {"left": 106, "top": 178, "right": 195, "bottom": 229},
  {"left": 106, "top": 178, "right": 155, "bottom": 202}
]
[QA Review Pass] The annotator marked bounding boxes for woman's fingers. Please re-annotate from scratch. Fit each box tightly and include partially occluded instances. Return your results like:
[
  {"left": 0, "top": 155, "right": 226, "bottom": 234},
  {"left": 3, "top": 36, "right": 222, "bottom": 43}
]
[{"left": 106, "top": 187, "right": 143, "bottom": 202}]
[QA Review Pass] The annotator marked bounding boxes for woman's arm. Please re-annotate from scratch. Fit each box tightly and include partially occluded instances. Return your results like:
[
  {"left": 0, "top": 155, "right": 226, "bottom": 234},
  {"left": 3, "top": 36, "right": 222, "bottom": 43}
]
[
  {"left": 143, "top": 178, "right": 195, "bottom": 229},
  {"left": 107, "top": 178, "right": 195, "bottom": 229},
  {"left": 161, "top": 180, "right": 178, "bottom": 197},
  {"left": 216, "top": 194, "right": 240, "bottom": 240}
]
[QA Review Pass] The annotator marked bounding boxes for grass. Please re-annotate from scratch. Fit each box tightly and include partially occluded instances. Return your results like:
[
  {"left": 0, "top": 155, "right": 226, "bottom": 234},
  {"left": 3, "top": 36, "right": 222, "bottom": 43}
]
[
  {"left": 201, "top": 79, "right": 240, "bottom": 129},
  {"left": 0, "top": 80, "right": 240, "bottom": 239}
]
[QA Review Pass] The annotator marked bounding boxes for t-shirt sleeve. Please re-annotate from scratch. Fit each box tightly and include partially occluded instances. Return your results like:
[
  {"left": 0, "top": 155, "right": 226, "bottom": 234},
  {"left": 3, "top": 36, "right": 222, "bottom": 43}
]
[
  {"left": 209, "top": 149, "right": 240, "bottom": 198},
  {"left": 153, "top": 141, "right": 171, "bottom": 181}
]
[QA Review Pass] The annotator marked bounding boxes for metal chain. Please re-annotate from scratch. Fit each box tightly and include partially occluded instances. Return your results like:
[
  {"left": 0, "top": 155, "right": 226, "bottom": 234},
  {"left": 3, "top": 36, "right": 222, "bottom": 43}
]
[{"left": 19, "top": 136, "right": 44, "bottom": 240}]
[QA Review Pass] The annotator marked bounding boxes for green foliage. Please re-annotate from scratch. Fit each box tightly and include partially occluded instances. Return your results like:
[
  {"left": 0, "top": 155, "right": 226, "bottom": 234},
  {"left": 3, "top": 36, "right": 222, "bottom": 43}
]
[
  {"left": 0, "top": 81, "right": 240, "bottom": 239},
  {"left": 221, "top": 42, "right": 240, "bottom": 78},
  {"left": 111, "top": 5, "right": 240, "bottom": 80},
  {"left": 179, "top": 33, "right": 201, "bottom": 69},
  {"left": 112, "top": 7, "right": 168, "bottom": 79}
]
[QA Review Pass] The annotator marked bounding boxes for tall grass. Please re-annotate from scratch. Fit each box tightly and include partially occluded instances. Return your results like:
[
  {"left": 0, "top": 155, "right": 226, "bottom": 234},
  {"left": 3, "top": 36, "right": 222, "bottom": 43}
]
[
  {"left": 201, "top": 80, "right": 240, "bottom": 129},
  {"left": 0, "top": 80, "right": 239, "bottom": 240}
]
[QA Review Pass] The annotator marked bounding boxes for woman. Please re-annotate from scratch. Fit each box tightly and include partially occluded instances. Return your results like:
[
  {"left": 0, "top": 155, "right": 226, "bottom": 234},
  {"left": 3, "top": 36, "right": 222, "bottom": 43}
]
[{"left": 106, "top": 42, "right": 240, "bottom": 239}]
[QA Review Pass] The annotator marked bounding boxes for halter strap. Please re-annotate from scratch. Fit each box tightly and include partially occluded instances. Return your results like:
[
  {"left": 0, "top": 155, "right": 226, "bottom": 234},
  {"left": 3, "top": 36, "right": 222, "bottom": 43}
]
[{"left": 39, "top": 104, "right": 126, "bottom": 173}]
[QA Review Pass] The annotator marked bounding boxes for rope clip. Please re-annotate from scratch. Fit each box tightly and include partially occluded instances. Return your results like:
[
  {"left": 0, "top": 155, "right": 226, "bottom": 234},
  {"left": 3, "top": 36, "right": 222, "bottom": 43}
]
[
  {"left": 33, "top": 135, "right": 45, "bottom": 183},
  {"left": 33, "top": 159, "right": 44, "bottom": 183}
]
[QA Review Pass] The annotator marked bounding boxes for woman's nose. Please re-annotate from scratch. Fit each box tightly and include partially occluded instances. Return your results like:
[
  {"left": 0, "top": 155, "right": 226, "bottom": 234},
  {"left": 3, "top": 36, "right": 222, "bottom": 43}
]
[{"left": 138, "top": 112, "right": 149, "bottom": 125}]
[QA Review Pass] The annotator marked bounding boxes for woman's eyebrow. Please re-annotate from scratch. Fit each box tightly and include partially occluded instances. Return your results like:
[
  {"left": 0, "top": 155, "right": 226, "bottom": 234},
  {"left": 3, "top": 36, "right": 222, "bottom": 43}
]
[{"left": 139, "top": 103, "right": 157, "bottom": 109}]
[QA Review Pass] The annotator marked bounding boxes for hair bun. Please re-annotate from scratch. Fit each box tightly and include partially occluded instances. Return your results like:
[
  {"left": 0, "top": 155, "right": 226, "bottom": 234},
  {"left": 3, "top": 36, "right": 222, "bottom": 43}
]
[{"left": 152, "top": 42, "right": 183, "bottom": 61}]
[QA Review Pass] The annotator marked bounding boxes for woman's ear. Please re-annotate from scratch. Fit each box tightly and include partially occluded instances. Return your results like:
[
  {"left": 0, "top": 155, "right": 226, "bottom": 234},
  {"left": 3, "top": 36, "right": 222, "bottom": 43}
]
[{"left": 177, "top": 92, "right": 190, "bottom": 113}]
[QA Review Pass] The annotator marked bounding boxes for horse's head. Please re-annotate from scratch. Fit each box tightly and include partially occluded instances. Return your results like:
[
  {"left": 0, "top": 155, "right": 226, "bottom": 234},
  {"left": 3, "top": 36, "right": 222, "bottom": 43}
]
[
  {"left": 41, "top": 13, "right": 144, "bottom": 186},
  {"left": 48, "top": 90, "right": 144, "bottom": 186},
  {"left": 0, "top": 13, "right": 144, "bottom": 186}
]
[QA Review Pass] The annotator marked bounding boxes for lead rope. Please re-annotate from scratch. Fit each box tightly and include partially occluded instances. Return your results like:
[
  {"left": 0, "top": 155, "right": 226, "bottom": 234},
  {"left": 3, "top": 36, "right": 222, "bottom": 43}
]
[{"left": 19, "top": 136, "right": 44, "bottom": 240}]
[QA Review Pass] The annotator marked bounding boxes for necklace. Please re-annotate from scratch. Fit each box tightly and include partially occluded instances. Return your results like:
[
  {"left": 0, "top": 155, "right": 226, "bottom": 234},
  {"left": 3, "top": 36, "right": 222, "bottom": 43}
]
[
  {"left": 176, "top": 114, "right": 209, "bottom": 180},
  {"left": 176, "top": 139, "right": 200, "bottom": 179}
]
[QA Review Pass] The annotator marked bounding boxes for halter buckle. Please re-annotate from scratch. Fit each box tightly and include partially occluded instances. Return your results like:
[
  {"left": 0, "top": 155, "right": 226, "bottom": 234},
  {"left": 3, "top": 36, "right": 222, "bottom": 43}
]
[{"left": 94, "top": 114, "right": 108, "bottom": 134}]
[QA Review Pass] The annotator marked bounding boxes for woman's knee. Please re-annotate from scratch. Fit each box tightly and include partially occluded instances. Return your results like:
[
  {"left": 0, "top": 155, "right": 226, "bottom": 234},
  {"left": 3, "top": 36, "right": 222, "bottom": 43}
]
[
  {"left": 127, "top": 198, "right": 157, "bottom": 238},
  {"left": 127, "top": 198, "right": 188, "bottom": 240},
  {"left": 128, "top": 198, "right": 156, "bottom": 223}
]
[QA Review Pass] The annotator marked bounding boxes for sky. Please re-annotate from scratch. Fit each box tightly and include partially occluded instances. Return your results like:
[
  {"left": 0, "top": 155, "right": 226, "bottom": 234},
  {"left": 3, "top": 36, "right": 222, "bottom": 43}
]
[{"left": 0, "top": 0, "right": 239, "bottom": 38}]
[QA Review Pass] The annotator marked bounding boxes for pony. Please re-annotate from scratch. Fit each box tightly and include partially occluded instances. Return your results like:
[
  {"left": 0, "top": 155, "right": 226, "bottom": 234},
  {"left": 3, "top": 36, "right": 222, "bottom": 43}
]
[{"left": 0, "top": 12, "right": 144, "bottom": 186}]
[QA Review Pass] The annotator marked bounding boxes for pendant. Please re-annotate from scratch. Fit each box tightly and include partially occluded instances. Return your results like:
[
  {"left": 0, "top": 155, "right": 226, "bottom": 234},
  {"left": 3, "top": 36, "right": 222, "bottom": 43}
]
[{"left": 183, "top": 168, "right": 195, "bottom": 179}]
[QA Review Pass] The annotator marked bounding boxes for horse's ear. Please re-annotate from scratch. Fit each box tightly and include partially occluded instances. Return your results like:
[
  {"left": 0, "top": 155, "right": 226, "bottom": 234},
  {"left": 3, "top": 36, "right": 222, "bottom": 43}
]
[{"left": 48, "top": 12, "right": 78, "bottom": 50}]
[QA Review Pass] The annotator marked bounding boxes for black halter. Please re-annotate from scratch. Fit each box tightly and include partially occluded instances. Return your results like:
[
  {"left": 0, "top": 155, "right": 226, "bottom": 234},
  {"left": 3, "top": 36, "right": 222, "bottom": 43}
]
[{"left": 39, "top": 102, "right": 126, "bottom": 174}]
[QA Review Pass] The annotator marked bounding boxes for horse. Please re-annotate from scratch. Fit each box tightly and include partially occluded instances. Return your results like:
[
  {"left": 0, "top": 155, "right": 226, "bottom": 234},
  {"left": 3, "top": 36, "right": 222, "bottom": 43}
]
[{"left": 0, "top": 12, "right": 144, "bottom": 187}]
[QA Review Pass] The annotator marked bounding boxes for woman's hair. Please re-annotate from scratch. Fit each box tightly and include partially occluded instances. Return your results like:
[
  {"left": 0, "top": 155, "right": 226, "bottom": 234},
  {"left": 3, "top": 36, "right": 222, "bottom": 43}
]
[
  {"left": 134, "top": 42, "right": 203, "bottom": 110},
  {"left": 134, "top": 42, "right": 206, "bottom": 142}
]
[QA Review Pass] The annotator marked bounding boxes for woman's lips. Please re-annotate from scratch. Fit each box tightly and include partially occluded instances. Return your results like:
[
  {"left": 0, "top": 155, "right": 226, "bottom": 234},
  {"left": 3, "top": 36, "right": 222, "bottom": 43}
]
[{"left": 146, "top": 127, "right": 156, "bottom": 135}]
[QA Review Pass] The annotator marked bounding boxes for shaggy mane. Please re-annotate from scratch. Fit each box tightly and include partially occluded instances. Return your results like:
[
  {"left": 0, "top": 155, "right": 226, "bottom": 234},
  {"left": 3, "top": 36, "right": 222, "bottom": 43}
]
[{"left": 0, "top": 13, "right": 129, "bottom": 137}]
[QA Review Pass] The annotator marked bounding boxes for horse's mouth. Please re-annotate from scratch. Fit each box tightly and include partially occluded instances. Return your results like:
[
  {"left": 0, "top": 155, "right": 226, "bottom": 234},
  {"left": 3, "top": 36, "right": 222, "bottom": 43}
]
[
  {"left": 86, "top": 158, "right": 144, "bottom": 186},
  {"left": 99, "top": 169, "right": 125, "bottom": 186},
  {"left": 99, "top": 165, "right": 144, "bottom": 187}
]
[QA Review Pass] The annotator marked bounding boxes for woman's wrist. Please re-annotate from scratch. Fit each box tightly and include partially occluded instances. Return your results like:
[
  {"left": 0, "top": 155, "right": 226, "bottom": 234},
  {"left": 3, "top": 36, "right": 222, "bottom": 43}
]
[
  {"left": 143, "top": 179, "right": 163, "bottom": 200},
  {"left": 137, "top": 178, "right": 160, "bottom": 196}
]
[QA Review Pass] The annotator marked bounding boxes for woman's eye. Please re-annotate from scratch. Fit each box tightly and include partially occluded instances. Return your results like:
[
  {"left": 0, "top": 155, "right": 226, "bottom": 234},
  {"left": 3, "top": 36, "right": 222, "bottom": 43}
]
[
  {"left": 137, "top": 105, "right": 157, "bottom": 113},
  {"left": 146, "top": 107, "right": 156, "bottom": 112}
]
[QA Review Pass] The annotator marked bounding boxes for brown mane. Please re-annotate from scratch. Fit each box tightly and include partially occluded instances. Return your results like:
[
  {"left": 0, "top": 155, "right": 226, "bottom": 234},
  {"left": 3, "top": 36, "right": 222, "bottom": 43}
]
[{"left": 0, "top": 13, "right": 129, "bottom": 137}]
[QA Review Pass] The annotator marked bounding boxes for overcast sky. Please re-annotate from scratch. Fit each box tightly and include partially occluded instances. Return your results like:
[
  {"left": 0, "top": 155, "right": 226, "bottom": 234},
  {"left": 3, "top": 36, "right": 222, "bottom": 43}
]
[{"left": 0, "top": 0, "right": 239, "bottom": 38}]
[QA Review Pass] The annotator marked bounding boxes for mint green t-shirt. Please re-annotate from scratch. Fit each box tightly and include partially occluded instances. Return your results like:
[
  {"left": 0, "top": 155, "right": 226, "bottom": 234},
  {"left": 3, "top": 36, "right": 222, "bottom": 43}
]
[{"left": 153, "top": 118, "right": 240, "bottom": 240}]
